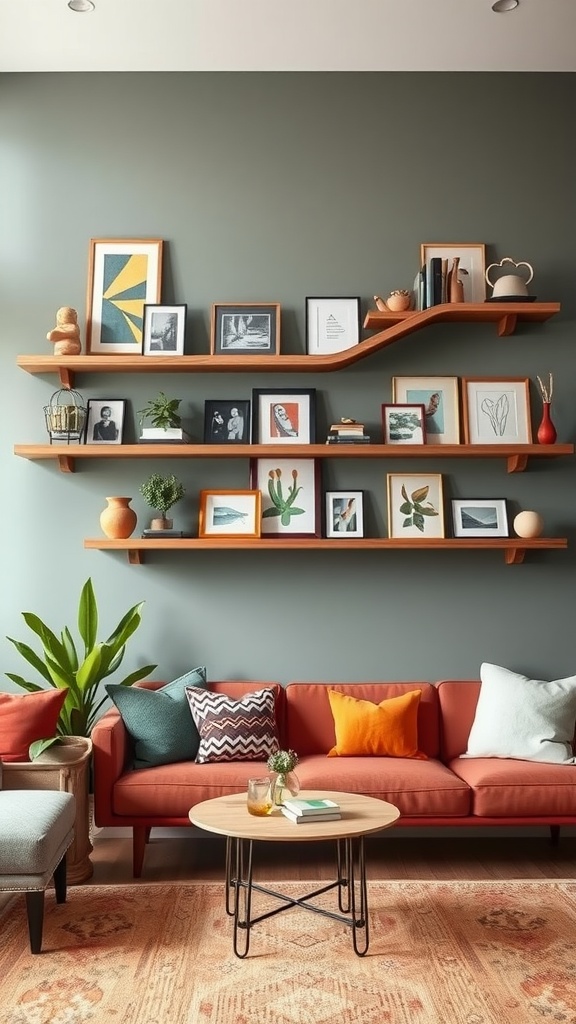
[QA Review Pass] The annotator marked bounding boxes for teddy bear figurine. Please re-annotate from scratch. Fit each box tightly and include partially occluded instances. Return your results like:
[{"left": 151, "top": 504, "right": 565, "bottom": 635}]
[{"left": 47, "top": 306, "right": 82, "bottom": 355}]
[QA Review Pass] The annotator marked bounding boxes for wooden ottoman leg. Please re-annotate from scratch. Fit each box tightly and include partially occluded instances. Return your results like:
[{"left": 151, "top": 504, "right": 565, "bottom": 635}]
[
  {"left": 25, "top": 891, "right": 45, "bottom": 954},
  {"left": 53, "top": 854, "right": 67, "bottom": 904}
]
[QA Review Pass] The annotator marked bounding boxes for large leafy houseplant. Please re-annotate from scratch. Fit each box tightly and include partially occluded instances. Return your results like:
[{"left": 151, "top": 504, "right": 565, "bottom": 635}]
[{"left": 6, "top": 578, "right": 156, "bottom": 752}]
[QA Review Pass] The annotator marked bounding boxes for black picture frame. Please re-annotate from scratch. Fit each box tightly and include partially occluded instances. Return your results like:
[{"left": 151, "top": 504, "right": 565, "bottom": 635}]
[
  {"left": 85, "top": 399, "right": 126, "bottom": 445},
  {"left": 251, "top": 388, "right": 316, "bottom": 444},
  {"left": 203, "top": 399, "right": 251, "bottom": 444},
  {"left": 210, "top": 303, "right": 281, "bottom": 355}
]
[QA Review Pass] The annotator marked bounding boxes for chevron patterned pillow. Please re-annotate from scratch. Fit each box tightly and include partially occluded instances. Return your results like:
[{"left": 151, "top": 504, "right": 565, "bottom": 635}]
[{"left": 185, "top": 687, "right": 279, "bottom": 763}]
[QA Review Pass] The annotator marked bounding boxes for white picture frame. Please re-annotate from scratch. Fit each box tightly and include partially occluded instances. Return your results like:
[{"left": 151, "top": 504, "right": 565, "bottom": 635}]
[
  {"left": 387, "top": 473, "right": 445, "bottom": 539},
  {"left": 452, "top": 499, "right": 509, "bottom": 538},
  {"left": 325, "top": 491, "right": 364, "bottom": 538},
  {"left": 306, "top": 296, "right": 361, "bottom": 355},
  {"left": 382, "top": 403, "right": 426, "bottom": 445},
  {"left": 392, "top": 376, "right": 460, "bottom": 445},
  {"left": 462, "top": 377, "right": 532, "bottom": 444},
  {"left": 420, "top": 243, "right": 486, "bottom": 303},
  {"left": 198, "top": 490, "right": 261, "bottom": 538},
  {"left": 250, "top": 458, "right": 320, "bottom": 537},
  {"left": 143, "top": 304, "right": 186, "bottom": 356}
]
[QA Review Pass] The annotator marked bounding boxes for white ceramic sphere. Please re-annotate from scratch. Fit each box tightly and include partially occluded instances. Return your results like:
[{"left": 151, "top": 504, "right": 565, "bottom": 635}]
[{"left": 513, "top": 510, "right": 544, "bottom": 539}]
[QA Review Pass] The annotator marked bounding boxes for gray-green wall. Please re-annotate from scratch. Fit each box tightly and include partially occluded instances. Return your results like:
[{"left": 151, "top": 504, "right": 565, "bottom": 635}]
[{"left": 1, "top": 73, "right": 575, "bottom": 696}]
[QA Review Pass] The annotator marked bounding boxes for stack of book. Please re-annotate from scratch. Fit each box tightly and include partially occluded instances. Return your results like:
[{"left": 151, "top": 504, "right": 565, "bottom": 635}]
[
  {"left": 281, "top": 797, "right": 341, "bottom": 824},
  {"left": 326, "top": 420, "right": 371, "bottom": 445},
  {"left": 141, "top": 528, "right": 187, "bottom": 538}
]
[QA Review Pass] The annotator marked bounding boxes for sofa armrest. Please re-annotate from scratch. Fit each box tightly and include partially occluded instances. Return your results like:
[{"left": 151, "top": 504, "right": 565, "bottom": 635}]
[{"left": 92, "top": 706, "right": 131, "bottom": 826}]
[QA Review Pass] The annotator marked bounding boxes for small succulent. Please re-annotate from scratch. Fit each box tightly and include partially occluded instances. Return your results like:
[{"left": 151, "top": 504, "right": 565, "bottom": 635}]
[
  {"left": 267, "top": 749, "right": 299, "bottom": 774},
  {"left": 390, "top": 289, "right": 411, "bottom": 297}
]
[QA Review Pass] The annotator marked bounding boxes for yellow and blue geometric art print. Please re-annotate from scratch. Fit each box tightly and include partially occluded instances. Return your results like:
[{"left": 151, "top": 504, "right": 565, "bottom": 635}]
[{"left": 100, "top": 253, "right": 147, "bottom": 346}]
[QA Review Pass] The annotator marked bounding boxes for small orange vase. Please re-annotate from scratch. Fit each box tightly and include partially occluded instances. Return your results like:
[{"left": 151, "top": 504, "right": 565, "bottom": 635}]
[{"left": 100, "top": 496, "right": 137, "bottom": 539}]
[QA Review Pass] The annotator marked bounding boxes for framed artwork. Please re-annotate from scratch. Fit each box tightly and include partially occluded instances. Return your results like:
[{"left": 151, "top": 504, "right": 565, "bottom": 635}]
[
  {"left": 392, "top": 376, "right": 460, "bottom": 444},
  {"left": 420, "top": 243, "right": 486, "bottom": 303},
  {"left": 452, "top": 499, "right": 509, "bottom": 538},
  {"left": 210, "top": 303, "right": 280, "bottom": 355},
  {"left": 142, "top": 304, "right": 186, "bottom": 356},
  {"left": 85, "top": 399, "right": 126, "bottom": 445},
  {"left": 387, "top": 473, "right": 445, "bottom": 539},
  {"left": 462, "top": 377, "right": 532, "bottom": 444},
  {"left": 251, "top": 388, "right": 316, "bottom": 444},
  {"left": 203, "top": 399, "right": 251, "bottom": 444},
  {"left": 250, "top": 458, "right": 321, "bottom": 537},
  {"left": 85, "top": 238, "right": 163, "bottom": 354},
  {"left": 325, "top": 491, "right": 364, "bottom": 538},
  {"left": 382, "top": 403, "right": 426, "bottom": 445},
  {"left": 306, "top": 297, "right": 361, "bottom": 355},
  {"left": 199, "top": 490, "right": 261, "bottom": 539}
]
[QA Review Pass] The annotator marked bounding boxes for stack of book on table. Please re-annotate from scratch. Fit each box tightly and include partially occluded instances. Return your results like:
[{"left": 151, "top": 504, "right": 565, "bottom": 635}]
[
  {"left": 281, "top": 798, "right": 341, "bottom": 824},
  {"left": 325, "top": 420, "right": 371, "bottom": 445}
]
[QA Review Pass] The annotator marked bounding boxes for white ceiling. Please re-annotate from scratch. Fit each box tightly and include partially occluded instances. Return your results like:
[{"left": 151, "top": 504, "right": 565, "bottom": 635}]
[{"left": 1, "top": 0, "right": 575, "bottom": 73}]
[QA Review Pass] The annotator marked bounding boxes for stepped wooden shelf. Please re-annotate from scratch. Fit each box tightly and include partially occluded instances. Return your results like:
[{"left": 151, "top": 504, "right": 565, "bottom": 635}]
[
  {"left": 16, "top": 302, "right": 560, "bottom": 387},
  {"left": 13, "top": 442, "right": 574, "bottom": 474},
  {"left": 84, "top": 536, "right": 567, "bottom": 566}
]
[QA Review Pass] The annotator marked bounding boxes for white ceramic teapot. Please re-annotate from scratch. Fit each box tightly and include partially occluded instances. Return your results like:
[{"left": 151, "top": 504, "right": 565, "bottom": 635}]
[{"left": 485, "top": 257, "right": 534, "bottom": 299}]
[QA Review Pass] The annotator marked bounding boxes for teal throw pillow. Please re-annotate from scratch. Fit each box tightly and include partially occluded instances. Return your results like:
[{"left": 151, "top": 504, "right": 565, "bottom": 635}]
[{"left": 105, "top": 666, "right": 207, "bottom": 769}]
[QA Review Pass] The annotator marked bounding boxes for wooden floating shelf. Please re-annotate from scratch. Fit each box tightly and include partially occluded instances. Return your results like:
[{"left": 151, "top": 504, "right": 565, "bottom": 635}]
[
  {"left": 84, "top": 536, "right": 567, "bottom": 566},
  {"left": 13, "top": 442, "right": 574, "bottom": 474},
  {"left": 16, "top": 302, "right": 560, "bottom": 387}
]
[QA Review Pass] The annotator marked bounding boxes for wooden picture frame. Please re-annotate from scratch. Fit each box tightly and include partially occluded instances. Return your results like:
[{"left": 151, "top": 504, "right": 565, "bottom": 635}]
[
  {"left": 420, "top": 242, "right": 486, "bottom": 304},
  {"left": 210, "top": 303, "right": 280, "bottom": 355},
  {"left": 462, "top": 377, "right": 532, "bottom": 444},
  {"left": 251, "top": 388, "right": 316, "bottom": 444},
  {"left": 387, "top": 473, "right": 445, "bottom": 539},
  {"left": 203, "top": 400, "right": 251, "bottom": 444},
  {"left": 306, "top": 296, "right": 361, "bottom": 355},
  {"left": 392, "top": 376, "right": 460, "bottom": 444},
  {"left": 85, "top": 399, "right": 126, "bottom": 445},
  {"left": 142, "top": 304, "right": 186, "bottom": 356},
  {"left": 199, "top": 490, "right": 261, "bottom": 538},
  {"left": 451, "top": 499, "right": 509, "bottom": 538},
  {"left": 382, "top": 403, "right": 426, "bottom": 445},
  {"left": 325, "top": 491, "right": 364, "bottom": 538},
  {"left": 86, "top": 238, "right": 163, "bottom": 354},
  {"left": 250, "top": 458, "right": 321, "bottom": 537}
]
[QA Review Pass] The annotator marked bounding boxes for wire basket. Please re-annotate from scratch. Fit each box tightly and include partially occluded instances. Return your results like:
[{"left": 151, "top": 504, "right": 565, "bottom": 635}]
[{"left": 44, "top": 388, "right": 87, "bottom": 444}]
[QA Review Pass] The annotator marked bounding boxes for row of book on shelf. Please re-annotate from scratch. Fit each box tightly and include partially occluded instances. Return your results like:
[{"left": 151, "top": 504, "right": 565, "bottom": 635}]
[{"left": 280, "top": 797, "right": 341, "bottom": 824}]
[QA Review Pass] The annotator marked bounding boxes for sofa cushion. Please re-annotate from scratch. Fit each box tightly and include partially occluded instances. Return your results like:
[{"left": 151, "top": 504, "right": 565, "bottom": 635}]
[
  {"left": 105, "top": 667, "right": 207, "bottom": 769},
  {"left": 185, "top": 687, "right": 279, "bottom": 764},
  {"left": 462, "top": 663, "right": 576, "bottom": 764},
  {"left": 449, "top": 756, "right": 576, "bottom": 817},
  {"left": 0, "top": 688, "right": 68, "bottom": 762},
  {"left": 327, "top": 688, "right": 426, "bottom": 759}
]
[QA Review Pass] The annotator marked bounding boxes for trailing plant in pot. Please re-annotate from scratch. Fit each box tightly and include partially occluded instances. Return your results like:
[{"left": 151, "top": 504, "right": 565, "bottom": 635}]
[{"left": 140, "top": 472, "right": 185, "bottom": 530}]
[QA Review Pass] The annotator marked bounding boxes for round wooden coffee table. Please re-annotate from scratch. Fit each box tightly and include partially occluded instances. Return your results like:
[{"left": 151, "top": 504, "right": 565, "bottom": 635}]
[{"left": 189, "top": 790, "right": 399, "bottom": 957}]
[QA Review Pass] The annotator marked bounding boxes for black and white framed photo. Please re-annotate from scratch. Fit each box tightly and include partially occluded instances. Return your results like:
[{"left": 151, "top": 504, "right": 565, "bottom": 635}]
[
  {"left": 210, "top": 303, "right": 280, "bottom": 355},
  {"left": 250, "top": 458, "right": 321, "bottom": 537},
  {"left": 85, "top": 399, "right": 126, "bottom": 444},
  {"left": 142, "top": 304, "right": 186, "bottom": 355},
  {"left": 203, "top": 399, "right": 251, "bottom": 444},
  {"left": 325, "top": 491, "right": 364, "bottom": 538},
  {"left": 251, "top": 388, "right": 316, "bottom": 444},
  {"left": 452, "top": 499, "right": 509, "bottom": 538},
  {"left": 306, "top": 296, "right": 361, "bottom": 355},
  {"left": 382, "top": 404, "right": 426, "bottom": 445}
]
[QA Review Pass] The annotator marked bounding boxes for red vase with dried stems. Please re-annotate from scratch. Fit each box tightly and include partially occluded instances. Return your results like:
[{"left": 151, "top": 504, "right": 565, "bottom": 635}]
[{"left": 536, "top": 372, "right": 557, "bottom": 445}]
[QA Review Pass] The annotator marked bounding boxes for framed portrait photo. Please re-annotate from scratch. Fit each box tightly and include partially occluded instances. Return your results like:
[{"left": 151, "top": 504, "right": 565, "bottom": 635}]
[
  {"left": 392, "top": 376, "right": 460, "bottom": 444},
  {"left": 250, "top": 458, "right": 321, "bottom": 537},
  {"left": 143, "top": 304, "right": 186, "bottom": 356},
  {"left": 210, "top": 303, "right": 280, "bottom": 355},
  {"left": 462, "top": 377, "right": 532, "bottom": 444},
  {"left": 306, "top": 296, "right": 361, "bottom": 355},
  {"left": 382, "top": 403, "right": 426, "bottom": 445},
  {"left": 86, "top": 238, "right": 163, "bottom": 354},
  {"left": 203, "top": 400, "right": 251, "bottom": 444},
  {"left": 325, "top": 491, "right": 364, "bottom": 539},
  {"left": 252, "top": 388, "right": 316, "bottom": 444},
  {"left": 420, "top": 242, "right": 486, "bottom": 303},
  {"left": 85, "top": 399, "right": 126, "bottom": 445},
  {"left": 198, "top": 490, "right": 261, "bottom": 539},
  {"left": 451, "top": 499, "right": 509, "bottom": 538},
  {"left": 387, "top": 473, "right": 445, "bottom": 539}
]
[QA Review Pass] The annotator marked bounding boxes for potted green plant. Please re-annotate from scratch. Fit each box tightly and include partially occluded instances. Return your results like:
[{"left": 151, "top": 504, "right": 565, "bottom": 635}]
[
  {"left": 137, "top": 391, "right": 188, "bottom": 442},
  {"left": 140, "top": 472, "right": 185, "bottom": 530}
]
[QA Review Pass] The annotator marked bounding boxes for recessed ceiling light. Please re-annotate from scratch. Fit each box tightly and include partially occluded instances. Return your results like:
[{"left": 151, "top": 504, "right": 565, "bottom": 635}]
[
  {"left": 68, "top": 0, "right": 95, "bottom": 11},
  {"left": 492, "top": 0, "right": 519, "bottom": 11}
]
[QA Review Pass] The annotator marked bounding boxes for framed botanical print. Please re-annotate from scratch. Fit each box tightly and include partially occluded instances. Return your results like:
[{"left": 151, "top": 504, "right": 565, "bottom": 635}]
[
  {"left": 462, "top": 378, "right": 532, "bottom": 444},
  {"left": 86, "top": 238, "right": 163, "bottom": 354},
  {"left": 210, "top": 303, "right": 280, "bottom": 355},
  {"left": 387, "top": 473, "right": 445, "bottom": 539},
  {"left": 250, "top": 458, "right": 321, "bottom": 537},
  {"left": 251, "top": 388, "right": 316, "bottom": 444},
  {"left": 392, "top": 376, "right": 460, "bottom": 444},
  {"left": 198, "top": 490, "right": 261, "bottom": 538},
  {"left": 452, "top": 499, "right": 509, "bottom": 538},
  {"left": 382, "top": 404, "right": 426, "bottom": 445},
  {"left": 325, "top": 491, "right": 364, "bottom": 538}
]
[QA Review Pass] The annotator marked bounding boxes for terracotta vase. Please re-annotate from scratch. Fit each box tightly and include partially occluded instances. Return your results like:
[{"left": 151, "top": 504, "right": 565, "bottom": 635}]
[
  {"left": 537, "top": 403, "right": 557, "bottom": 445},
  {"left": 100, "top": 496, "right": 137, "bottom": 539}
]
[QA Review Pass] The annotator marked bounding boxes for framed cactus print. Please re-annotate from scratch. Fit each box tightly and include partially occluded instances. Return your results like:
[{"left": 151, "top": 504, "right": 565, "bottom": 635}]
[{"left": 250, "top": 458, "right": 321, "bottom": 537}]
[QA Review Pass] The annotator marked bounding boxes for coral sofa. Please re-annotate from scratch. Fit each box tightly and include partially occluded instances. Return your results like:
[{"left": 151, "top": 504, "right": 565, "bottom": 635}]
[{"left": 92, "top": 679, "right": 576, "bottom": 877}]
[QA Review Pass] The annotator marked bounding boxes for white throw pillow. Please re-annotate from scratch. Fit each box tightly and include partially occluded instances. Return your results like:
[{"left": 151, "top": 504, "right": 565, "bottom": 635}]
[{"left": 462, "top": 662, "right": 576, "bottom": 764}]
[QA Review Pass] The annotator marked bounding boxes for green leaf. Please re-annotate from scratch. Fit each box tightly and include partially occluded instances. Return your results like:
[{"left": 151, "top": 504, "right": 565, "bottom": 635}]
[
  {"left": 411, "top": 486, "right": 429, "bottom": 503},
  {"left": 61, "top": 628, "right": 79, "bottom": 673},
  {"left": 401, "top": 485, "right": 409, "bottom": 502},
  {"left": 413, "top": 512, "right": 425, "bottom": 532},
  {"left": 5, "top": 639, "right": 55, "bottom": 686},
  {"left": 5, "top": 672, "right": 44, "bottom": 693},
  {"left": 420, "top": 507, "right": 439, "bottom": 517},
  {"left": 116, "top": 664, "right": 158, "bottom": 689},
  {"left": 262, "top": 507, "right": 282, "bottom": 518},
  {"left": 76, "top": 645, "right": 103, "bottom": 692},
  {"left": 281, "top": 509, "right": 291, "bottom": 526},
  {"left": 29, "top": 736, "right": 61, "bottom": 760},
  {"left": 402, "top": 517, "right": 413, "bottom": 528},
  {"left": 399, "top": 501, "right": 412, "bottom": 515},
  {"left": 78, "top": 578, "right": 98, "bottom": 652}
]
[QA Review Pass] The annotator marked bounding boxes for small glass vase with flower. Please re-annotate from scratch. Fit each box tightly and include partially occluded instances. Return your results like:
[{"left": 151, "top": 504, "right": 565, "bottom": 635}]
[{"left": 267, "top": 749, "right": 300, "bottom": 806}]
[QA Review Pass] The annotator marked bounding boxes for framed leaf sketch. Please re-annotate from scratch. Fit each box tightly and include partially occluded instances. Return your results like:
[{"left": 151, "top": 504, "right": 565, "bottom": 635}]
[
  {"left": 387, "top": 473, "right": 445, "bottom": 539},
  {"left": 86, "top": 238, "right": 163, "bottom": 354},
  {"left": 462, "top": 378, "right": 532, "bottom": 444}
]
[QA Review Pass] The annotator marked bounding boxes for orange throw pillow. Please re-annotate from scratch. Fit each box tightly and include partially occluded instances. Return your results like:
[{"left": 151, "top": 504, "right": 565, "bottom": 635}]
[
  {"left": 0, "top": 689, "right": 68, "bottom": 762},
  {"left": 327, "top": 688, "right": 427, "bottom": 759}
]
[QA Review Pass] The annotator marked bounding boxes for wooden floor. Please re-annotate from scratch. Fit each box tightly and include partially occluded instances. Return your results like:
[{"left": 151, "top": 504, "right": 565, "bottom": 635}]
[{"left": 87, "top": 831, "right": 576, "bottom": 885}]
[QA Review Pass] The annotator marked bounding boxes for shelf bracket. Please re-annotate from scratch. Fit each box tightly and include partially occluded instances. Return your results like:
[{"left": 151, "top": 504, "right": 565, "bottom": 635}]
[
  {"left": 57, "top": 454, "right": 75, "bottom": 473},
  {"left": 128, "top": 549, "right": 144, "bottom": 565},
  {"left": 58, "top": 368, "right": 75, "bottom": 389},
  {"left": 497, "top": 314, "right": 518, "bottom": 338},
  {"left": 507, "top": 454, "right": 528, "bottom": 473},
  {"left": 505, "top": 547, "right": 526, "bottom": 565}
]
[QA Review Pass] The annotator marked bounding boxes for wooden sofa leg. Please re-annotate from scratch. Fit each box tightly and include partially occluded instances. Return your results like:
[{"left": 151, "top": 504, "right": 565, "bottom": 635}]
[
  {"left": 53, "top": 854, "right": 67, "bottom": 904},
  {"left": 25, "top": 891, "right": 44, "bottom": 954},
  {"left": 550, "top": 825, "right": 560, "bottom": 846},
  {"left": 133, "top": 827, "right": 151, "bottom": 878}
]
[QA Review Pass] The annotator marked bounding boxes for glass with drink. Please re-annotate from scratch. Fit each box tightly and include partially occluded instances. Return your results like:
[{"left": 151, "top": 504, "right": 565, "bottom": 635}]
[{"left": 246, "top": 777, "right": 273, "bottom": 816}]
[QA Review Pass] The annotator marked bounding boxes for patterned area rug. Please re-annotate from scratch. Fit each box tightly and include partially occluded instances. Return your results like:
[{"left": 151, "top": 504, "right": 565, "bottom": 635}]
[{"left": 2, "top": 880, "right": 576, "bottom": 1024}]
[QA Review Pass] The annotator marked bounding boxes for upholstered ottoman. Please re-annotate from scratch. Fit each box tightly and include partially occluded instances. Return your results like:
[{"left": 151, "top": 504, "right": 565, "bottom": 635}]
[{"left": 0, "top": 788, "right": 76, "bottom": 953}]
